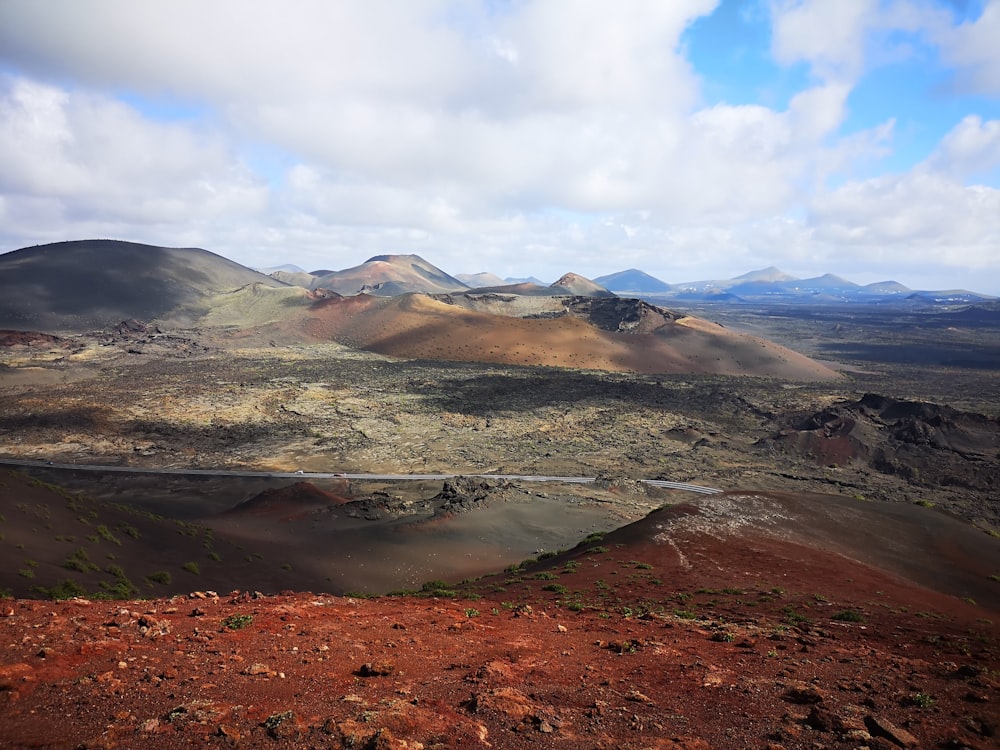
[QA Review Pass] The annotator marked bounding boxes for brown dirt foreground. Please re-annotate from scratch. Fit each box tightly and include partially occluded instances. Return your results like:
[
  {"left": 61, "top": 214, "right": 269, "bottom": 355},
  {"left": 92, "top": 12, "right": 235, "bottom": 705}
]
[{"left": 2, "top": 496, "right": 999, "bottom": 749}]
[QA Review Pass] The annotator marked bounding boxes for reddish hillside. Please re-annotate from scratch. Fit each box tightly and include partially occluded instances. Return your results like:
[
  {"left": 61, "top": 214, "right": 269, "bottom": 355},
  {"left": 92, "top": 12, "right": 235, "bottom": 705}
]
[
  {"left": 1, "top": 489, "right": 996, "bottom": 749},
  {"left": 224, "top": 481, "right": 351, "bottom": 520},
  {"left": 298, "top": 293, "right": 840, "bottom": 380}
]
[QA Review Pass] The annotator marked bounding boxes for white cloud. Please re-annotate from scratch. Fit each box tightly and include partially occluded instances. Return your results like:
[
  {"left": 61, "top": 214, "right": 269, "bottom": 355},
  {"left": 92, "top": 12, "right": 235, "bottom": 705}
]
[
  {"left": 0, "top": 76, "right": 266, "bottom": 240},
  {"left": 923, "top": 115, "right": 1000, "bottom": 179},
  {"left": 808, "top": 172, "right": 1000, "bottom": 267},
  {"left": 933, "top": 1, "right": 1000, "bottom": 95},
  {"left": 0, "top": 1, "right": 997, "bottom": 293},
  {"left": 770, "top": 0, "right": 879, "bottom": 80}
]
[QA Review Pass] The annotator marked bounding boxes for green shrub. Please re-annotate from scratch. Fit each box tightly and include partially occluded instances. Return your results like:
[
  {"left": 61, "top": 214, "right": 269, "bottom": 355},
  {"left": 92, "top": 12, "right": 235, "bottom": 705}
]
[
  {"left": 222, "top": 614, "right": 254, "bottom": 630},
  {"left": 35, "top": 579, "right": 88, "bottom": 600},
  {"left": 418, "top": 580, "right": 456, "bottom": 598},
  {"left": 63, "top": 547, "right": 99, "bottom": 573},
  {"left": 182, "top": 561, "right": 200, "bottom": 575},
  {"left": 907, "top": 692, "right": 935, "bottom": 708},
  {"left": 145, "top": 571, "right": 172, "bottom": 586},
  {"left": 542, "top": 583, "right": 568, "bottom": 594},
  {"left": 831, "top": 609, "right": 866, "bottom": 623},
  {"left": 97, "top": 575, "right": 138, "bottom": 599},
  {"left": 95, "top": 525, "right": 121, "bottom": 546}
]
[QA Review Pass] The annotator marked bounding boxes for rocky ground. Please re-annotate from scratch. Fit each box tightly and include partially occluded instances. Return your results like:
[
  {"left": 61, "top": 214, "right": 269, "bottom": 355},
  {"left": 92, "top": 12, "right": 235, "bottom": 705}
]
[
  {"left": 1, "top": 518, "right": 997, "bottom": 750},
  {"left": 1, "top": 311, "right": 999, "bottom": 748},
  {"left": 0, "top": 323, "right": 997, "bottom": 528}
]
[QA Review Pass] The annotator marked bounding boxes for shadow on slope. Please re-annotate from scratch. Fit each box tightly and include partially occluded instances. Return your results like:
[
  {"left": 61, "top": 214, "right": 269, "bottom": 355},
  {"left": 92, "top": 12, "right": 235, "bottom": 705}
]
[
  {"left": 0, "top": 240, "right": 285, "bottom": 332},
  {"left": 765, "top": 393, "right": 1000, "bottom": 497},
  {"left": 466, "top": 490, "right": 1000, "bottom": 615}
]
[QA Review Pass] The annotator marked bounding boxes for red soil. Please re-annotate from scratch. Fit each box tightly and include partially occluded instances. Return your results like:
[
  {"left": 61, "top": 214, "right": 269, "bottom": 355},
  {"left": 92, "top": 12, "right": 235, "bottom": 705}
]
[
  {"left": 2, "top": 492, "right": 997, "bottom": 749},
  {"left": 297, "top": 294, "right": 839, "bottom": 380}
]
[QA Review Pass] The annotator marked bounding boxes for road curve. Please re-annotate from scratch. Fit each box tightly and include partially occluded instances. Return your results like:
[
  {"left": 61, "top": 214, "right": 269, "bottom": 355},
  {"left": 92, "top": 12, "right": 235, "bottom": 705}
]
[{"left": 0, "top": 457, "right": 722, "bottom": 495}]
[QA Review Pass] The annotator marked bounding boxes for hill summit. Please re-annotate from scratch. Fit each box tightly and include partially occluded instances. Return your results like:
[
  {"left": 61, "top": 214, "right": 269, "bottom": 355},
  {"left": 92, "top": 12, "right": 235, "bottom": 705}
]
[{"left": 0, "top": 239, "right": 285, "bottom": 332}]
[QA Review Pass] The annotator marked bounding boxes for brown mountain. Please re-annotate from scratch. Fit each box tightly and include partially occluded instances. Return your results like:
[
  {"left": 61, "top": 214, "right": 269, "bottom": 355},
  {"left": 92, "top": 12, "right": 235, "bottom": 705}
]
[
  {"left": 297, "top": 293, "right": 839, "bottom": 380},
  {"left": 461, "top": 272, "right": 615, "bottom": 298},
  {"left": 309, "top": 254, "right": 469, "bottom": 296},
  {"left": 0, "top": 239, "right": 287, "bottom": 332},
  {"left": 550, "top": 272, "right": 615, "bottom": 297}
]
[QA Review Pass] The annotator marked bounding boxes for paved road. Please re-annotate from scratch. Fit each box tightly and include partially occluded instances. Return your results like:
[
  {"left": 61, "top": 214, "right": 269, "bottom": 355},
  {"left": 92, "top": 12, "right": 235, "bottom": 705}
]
[{"left": 0, "top": 457, "right": 722, "bottom": 495}]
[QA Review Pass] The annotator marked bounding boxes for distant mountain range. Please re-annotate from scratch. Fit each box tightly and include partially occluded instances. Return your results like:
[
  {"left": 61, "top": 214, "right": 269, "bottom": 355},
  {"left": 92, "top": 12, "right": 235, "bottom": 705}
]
[
  {"left": 210, "top": 251, "right": 999, "bottom": 305},
  {"left": 594, "top": 267, "right": 995, "bottom": 305},
  {"left": 1, "top": 241, "right": 996, "bottom": 335},
  {"left": 260, "top": 256, "right": 994, "bottom": 304}
]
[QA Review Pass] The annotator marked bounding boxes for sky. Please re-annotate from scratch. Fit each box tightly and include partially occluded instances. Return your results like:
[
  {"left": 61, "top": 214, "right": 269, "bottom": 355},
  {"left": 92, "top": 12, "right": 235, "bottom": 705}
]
[{"left": 0, "top": 0, "right": 998, "bottom": 293}]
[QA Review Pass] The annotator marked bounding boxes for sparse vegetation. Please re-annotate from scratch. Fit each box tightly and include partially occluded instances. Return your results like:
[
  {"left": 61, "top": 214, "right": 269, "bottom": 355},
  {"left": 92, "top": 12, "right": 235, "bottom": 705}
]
[
  {"left": 63, "top": 547, "right": 99, "bottom": 573},
  {"left": 95, "top": 524, "right": 121, "bottom": 546},
  {"left": 145, "top": 571, "right": 172, "bottom": 586},
  {"left": 832, "top": 609, "right": 866, "bottom": 623},
  {"left": 222, "top": 614, "right": 254, "bottom": 630},
  {"left": 182, "top": 561, "right": 201, "bottom": 575},
  {"left": 907, "top": 692, "right": 935, "bottom": 709},
  {"left": 34, "top": 579, "right": 88, "bottom": 600},
  {"left": 414, "top": 580, "right": 456, "bottom": 598}
]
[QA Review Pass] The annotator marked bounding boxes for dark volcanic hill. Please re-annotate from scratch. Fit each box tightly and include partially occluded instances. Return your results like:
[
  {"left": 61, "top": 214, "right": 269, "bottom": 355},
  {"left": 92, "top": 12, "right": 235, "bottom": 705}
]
[
  {"left": 765, "top": 393, "right": 1000, "bottom": 500},
  {"left": 0, "top": 239, "right": 286, "bottom": 332}
]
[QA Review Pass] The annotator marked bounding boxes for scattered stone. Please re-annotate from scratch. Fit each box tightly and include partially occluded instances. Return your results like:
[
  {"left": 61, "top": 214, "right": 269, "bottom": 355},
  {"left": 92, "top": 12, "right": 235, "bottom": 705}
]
[
  {"left": 165, "top": 700, "right": 219, "bottom": 726},
  {"left": 263, "top": 711, "right": 299, "bottom": 740},
  {"left": 864, "top": 715, "right": 920, "bottom": 748},
  {"left": 216, "top": 724, "right": 241, "bottom": 744},
  {"left": 243, "top": 662, "right": 273, "bottom": 677},
  {"left": 358, "top": 662, "right": 396, "bottom": 677},
  {"left": 627, "top": 689, "right": 654, "bottom": 704},
  {"left": 782, "top": 683, "right": 826, "bottom": 704},
  {"left": 137, "top": 616, "right": 170, "bottom": 639}
]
